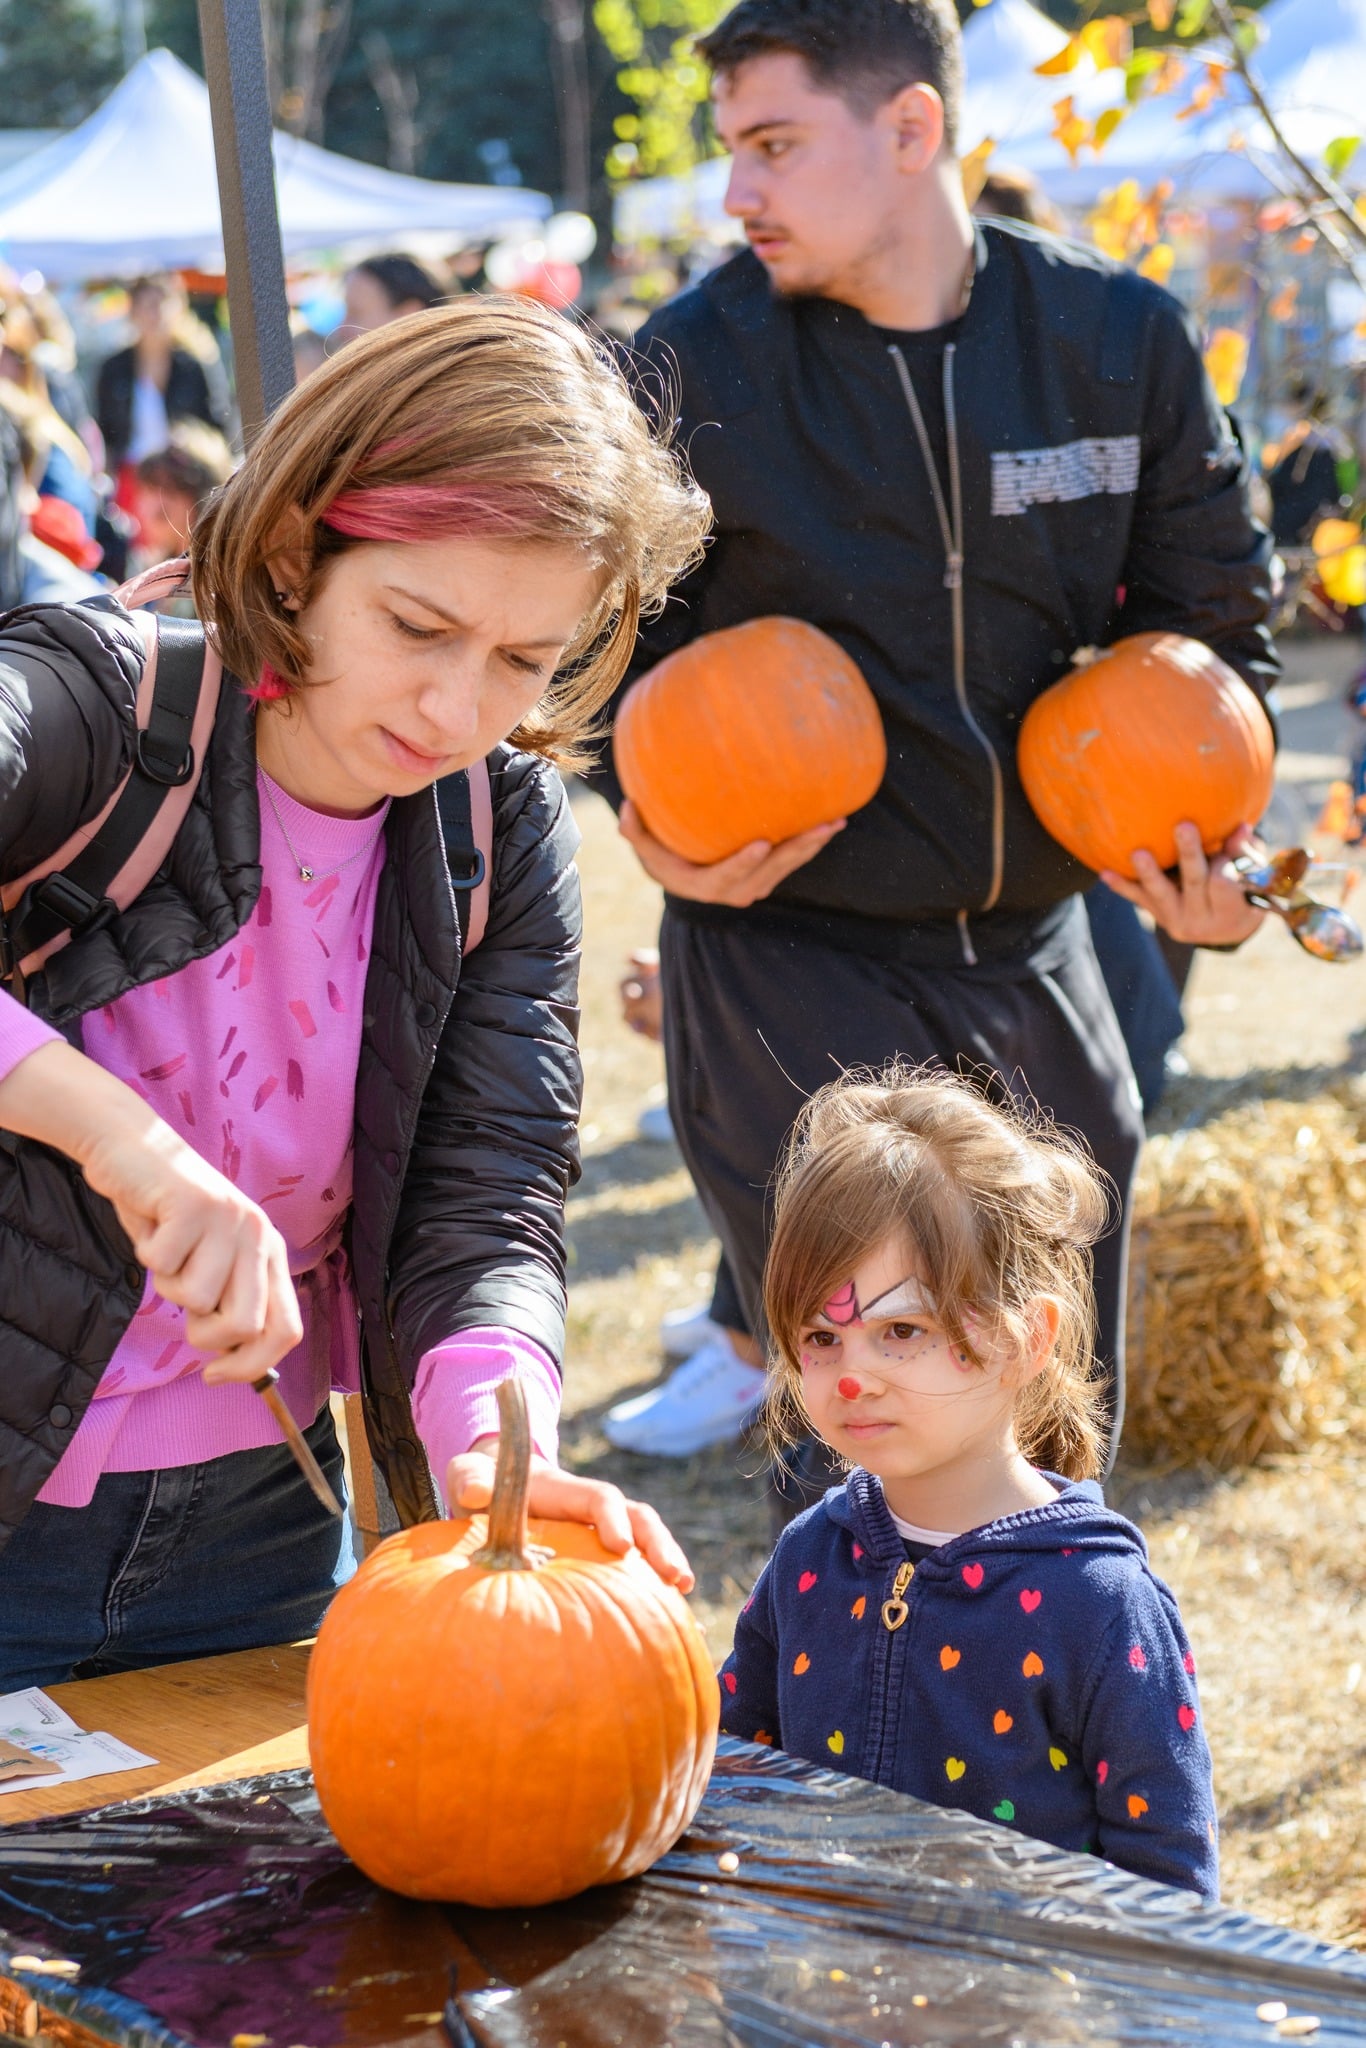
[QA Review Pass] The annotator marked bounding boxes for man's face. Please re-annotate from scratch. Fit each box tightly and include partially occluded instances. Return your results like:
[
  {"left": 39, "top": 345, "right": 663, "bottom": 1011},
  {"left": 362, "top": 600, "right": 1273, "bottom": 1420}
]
[{"left": 713, "top": 53, "right": 930, "bottom": 303}]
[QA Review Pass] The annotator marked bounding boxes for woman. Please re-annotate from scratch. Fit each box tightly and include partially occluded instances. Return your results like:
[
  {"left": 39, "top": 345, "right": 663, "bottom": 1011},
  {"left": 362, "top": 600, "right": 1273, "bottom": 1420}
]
[
  {"left": 0, "top": 297, "right": 708, "bottom": 1685},
  {"left": 95, "top": 275, "right": 233, "bottom": 479}
]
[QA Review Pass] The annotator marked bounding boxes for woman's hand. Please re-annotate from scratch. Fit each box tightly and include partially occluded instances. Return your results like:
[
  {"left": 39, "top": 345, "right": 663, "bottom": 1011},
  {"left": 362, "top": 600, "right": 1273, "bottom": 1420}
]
[
  {"left": 1100, "top": 822, "right": 1264, "bottom": 947},
  {"left": 447, "top": 1438, "right": 696, "bottom": 1593},
  {"left": 83, "top": 1118, "right": 303, "bottom": 1384},
  {"left": 620, "top": 799, "right": 843, "bottom": 909},
  {"left": 0, "top": 1039, "right": 301, "bottom": 1384}
]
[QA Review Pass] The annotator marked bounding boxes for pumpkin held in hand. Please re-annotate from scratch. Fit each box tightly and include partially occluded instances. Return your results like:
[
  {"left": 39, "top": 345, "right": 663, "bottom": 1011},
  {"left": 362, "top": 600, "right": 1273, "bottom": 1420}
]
[
  {"left": 1017, "top": 632, "right": 1274, "bottom": 879},
  {"left": 615, "top": 616, "right": 886, "bottom": 864},
  {"left": 307, "top": 1381, "right": 719, "bottom": 1907}
]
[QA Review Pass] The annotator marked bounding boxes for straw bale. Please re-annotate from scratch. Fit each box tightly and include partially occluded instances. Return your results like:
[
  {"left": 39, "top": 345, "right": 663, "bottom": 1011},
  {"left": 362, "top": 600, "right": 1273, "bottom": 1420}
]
[{"left": 1124, "top": 1079, "right": 1366, "bottom": 1467}]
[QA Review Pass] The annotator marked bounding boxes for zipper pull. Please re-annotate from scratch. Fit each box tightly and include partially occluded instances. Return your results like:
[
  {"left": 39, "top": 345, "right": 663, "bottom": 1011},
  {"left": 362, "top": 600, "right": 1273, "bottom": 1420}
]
[
  {"left": 882, "top": 1560, "right": 914, "bottom": 1632},
  {"left": 944, "top": 551, "right": 964, "bottom": 592}
]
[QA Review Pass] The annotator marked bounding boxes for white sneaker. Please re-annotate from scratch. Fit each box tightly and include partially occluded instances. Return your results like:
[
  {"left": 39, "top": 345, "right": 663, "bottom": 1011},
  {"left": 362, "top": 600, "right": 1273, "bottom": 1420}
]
[
  {"left": 637, "top": 1100, "right": 675, "bottom": 1143},
  {"left": 661, "top": 1301, "right": 725, "bottom": 1360},
  {"left": 603, "top": 1339, "right": 768, "bottom": 1456}
]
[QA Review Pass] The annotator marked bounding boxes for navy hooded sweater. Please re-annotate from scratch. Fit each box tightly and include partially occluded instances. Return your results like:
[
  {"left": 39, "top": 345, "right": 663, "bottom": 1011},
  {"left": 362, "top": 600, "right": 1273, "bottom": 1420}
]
[{"left": 719, "top": 1470, "right": 1218, "bottom": 1901}]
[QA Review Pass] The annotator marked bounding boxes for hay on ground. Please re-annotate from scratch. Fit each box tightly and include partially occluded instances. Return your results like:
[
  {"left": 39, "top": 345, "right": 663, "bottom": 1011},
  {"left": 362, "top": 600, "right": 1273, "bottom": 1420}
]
[{"left": 1124, "top": 1080, "right": 1366, "bottom": 1468}]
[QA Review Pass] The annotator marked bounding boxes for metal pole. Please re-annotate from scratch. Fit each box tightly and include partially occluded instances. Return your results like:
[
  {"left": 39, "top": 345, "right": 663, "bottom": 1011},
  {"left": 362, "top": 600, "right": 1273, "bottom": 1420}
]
[{"left": 195, "top": 0, "right": 296, "bottom": 447}]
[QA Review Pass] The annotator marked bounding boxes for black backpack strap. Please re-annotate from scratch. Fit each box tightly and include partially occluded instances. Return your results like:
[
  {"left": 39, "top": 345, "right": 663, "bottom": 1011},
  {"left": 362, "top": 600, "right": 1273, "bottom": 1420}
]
[
  {"left": 3, "top": 618, "right": 206, "bottom": 970},
  {"left": 434, "top": 768, "right": 485, "bottom": 952}
]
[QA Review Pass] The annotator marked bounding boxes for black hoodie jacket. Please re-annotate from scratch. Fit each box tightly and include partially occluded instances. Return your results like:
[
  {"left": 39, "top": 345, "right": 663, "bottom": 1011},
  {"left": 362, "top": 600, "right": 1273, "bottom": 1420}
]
[{"left": 594, "top": 221, "right": 1277, "bottom": 962}]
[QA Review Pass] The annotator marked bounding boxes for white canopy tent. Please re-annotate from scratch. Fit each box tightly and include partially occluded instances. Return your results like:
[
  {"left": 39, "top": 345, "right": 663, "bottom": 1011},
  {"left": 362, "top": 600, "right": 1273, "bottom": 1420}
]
[{"left": 0, "top": 48, "right": 550, "bottom": 281}]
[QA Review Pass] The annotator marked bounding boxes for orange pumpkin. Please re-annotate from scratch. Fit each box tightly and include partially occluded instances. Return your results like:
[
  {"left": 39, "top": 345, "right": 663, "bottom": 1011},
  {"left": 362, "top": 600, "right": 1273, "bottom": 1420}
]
[
  {"left": 1017, "top": 632, "right": 1274, "bottom": 879},
  {"left": 308, "top": 1380, "right": 718, "bottom": 1907},
  {"left": 615, "top": 616, "right": 886, "bottom": 864}
]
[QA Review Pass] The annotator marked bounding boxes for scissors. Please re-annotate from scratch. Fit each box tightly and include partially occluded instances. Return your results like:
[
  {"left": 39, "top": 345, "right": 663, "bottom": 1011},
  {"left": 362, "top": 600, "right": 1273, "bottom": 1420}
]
[{"left": 1234, "top": 847, "right": 1364, "bottom": 963}]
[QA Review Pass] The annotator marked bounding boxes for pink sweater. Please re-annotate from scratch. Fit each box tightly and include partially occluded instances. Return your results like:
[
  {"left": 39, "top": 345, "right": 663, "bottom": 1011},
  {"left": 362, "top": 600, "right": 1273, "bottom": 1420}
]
[{"left": 0, "top": 768, "right": 561, "bottom": 1509}]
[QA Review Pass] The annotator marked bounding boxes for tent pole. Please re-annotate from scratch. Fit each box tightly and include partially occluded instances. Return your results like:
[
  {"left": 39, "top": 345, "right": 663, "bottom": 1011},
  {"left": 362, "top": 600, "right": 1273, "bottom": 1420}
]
[{"left": 195, "top": 0, "right": 295, "bottom": 446}]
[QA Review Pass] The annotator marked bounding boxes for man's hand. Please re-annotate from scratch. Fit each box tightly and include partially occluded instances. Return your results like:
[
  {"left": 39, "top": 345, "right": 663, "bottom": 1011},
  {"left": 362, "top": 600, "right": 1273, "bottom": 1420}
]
[
  {"left": 620, "top": 800, "right": 843, "bottom": 909},
  {"left": 448, "top": 1438, "right": 696, "bottom": 1592},
  {"left": 1100, "top": 821, "right": 1263, "bottom": 947}
]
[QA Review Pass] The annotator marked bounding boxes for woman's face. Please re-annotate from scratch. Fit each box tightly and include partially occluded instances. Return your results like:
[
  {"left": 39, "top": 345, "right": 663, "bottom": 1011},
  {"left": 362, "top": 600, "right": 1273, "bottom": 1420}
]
[{"left": 255, "top": 534, "right": 603, "bottom": 816}]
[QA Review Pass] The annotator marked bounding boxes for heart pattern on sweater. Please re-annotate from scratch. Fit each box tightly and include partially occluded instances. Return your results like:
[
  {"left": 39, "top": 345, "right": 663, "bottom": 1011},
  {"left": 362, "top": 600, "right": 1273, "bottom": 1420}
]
[
  {"left": 940, "top": 1645, "right": 961, "bottom": 1670},
  {"left": 1019, "top": 1588, "right": 1042, "bottom": 1613},
  {"left": 1022, "top": 1651, "right": 1044, "bottom": 1677},
  {"left": 945, "top": 1757, "right": 966, "bottom": 1782},
  {"left": 1178, "top": 1703, "right": 1197, "bottom": 1731},
  {"left": 793, "top": 1652, "right": 811, "bottom": 1676},
  {"left": 993, "top": 1710, "right": 1013, "bottom": 1734},
  {"left": 961, "top": 1562, "right": 984, "bottom": 1589}
]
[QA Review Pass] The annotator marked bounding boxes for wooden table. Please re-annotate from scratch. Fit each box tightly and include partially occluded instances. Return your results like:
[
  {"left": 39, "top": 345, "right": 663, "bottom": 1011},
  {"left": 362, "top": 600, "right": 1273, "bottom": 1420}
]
[{"left": 0, "top": 1644, "right": 311, "bottom": 1825}]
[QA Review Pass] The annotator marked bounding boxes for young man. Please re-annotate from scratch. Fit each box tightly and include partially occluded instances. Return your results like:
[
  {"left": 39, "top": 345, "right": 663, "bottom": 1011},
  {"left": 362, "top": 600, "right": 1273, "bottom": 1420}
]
[{"left": 596, "top": 0, "right": 1275, "bottom": 1478}]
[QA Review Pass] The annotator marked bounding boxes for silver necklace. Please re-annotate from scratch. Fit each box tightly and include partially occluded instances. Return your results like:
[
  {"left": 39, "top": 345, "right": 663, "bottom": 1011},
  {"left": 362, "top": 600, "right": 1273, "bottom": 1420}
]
[{"left": 260, "top": 771, "right": 387, "bottom": 884}]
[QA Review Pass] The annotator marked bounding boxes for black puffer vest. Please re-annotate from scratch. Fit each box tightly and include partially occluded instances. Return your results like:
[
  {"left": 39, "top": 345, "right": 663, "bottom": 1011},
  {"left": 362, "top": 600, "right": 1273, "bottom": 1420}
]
[{"left": 0, "top": 600, "right": 582, "bottom": 1546}]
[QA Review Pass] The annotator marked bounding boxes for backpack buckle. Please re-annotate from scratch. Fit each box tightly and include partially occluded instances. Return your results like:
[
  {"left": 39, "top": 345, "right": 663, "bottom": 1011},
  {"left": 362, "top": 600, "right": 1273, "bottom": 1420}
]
[
  {"left": 136, "top": 730, "right": 195, "bottom": 788},
  {"left": 448, "top": 848, "right": 486, "bottom": 891},
  {"left": 28, "top": 873, "right": 118, "bottom": 942}
]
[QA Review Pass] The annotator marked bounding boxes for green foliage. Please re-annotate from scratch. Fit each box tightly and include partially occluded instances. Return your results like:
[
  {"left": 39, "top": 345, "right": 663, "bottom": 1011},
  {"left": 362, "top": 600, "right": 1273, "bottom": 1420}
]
[
  {"left": 1324, "top": 134, "right": 1361, "bottom": 183},
  {"left": 594, "top": 0, "right": 727, "bottom": 181},
  {"left": 0, "top": 0, "right": 121, "bottom": 128}
]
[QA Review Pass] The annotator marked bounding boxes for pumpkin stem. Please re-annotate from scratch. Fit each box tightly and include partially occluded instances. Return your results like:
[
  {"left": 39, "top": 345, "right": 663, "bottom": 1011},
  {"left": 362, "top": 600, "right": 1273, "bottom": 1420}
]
[{"left": 470, "top": 1376, "right": 538, "bottom": 1571}]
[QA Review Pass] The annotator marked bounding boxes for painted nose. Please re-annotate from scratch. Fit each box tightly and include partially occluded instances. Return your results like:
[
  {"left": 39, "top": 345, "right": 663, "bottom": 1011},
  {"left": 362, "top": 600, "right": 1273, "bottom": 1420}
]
[{"left": 837, "top": 1375, "right": 863, "bottom": 1401}]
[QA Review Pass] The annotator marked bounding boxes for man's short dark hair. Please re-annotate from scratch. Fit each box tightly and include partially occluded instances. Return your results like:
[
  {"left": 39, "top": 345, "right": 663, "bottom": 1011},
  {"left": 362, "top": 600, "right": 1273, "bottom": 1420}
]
[
  {"left": 351, "top": 254, "right": 445, "bottom": 315},
  {"left": 698, "top": 0, "right": 963, "bottom": 150}
]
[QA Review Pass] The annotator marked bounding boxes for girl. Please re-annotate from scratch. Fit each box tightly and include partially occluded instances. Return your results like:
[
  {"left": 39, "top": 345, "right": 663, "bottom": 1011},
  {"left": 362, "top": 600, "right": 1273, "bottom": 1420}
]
[
  {"left": 0, "top": 297, "right": 708, "bottom": 1684},
  {"left": 720, "top": 1067, "right": 1218, "bottom": 1900}
]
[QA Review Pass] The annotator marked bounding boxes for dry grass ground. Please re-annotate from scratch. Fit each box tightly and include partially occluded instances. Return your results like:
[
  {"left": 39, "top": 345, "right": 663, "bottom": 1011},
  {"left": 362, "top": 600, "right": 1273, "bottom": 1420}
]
[{"left": 559, "top": 638, "right": 1366, "bottom": 1949}]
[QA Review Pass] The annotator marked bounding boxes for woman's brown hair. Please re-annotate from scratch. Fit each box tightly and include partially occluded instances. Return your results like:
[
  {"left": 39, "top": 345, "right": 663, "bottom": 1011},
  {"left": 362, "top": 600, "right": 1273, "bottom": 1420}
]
[
  {"left": 189, "top": 295, "right": 709, "bottom": 761},
  {"left": 763, "top": 1065, "right": 1113, "bottom": 1480}
]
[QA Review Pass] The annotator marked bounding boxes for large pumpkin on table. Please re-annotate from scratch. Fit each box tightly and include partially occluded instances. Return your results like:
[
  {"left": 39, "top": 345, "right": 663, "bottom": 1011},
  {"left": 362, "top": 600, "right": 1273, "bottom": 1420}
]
[
  {"left": 1017, "top": 632, "right": 1275, "bottom": 879},
  {"left": 308, "top": 1381, "right": 718, "bottom": 1906},
  {"left": 615, "top": 616, "right": 886, "bottom": 864}
]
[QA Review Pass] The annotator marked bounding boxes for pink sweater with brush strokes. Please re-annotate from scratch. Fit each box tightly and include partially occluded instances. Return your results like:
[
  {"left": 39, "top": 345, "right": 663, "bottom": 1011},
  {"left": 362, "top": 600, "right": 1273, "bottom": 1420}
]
[{"left": 0, "top": 768, "right": 561, "bottom": 1510}]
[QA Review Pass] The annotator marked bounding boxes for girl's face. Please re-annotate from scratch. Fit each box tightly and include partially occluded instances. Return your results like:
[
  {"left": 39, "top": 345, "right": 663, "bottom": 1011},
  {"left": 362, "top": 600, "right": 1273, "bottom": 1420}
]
[
  {"left": 256, "top": 534, "right": 604, "bottom": 816},
  {"left": 797, "top": 1235, "right": 1027, "bottom": 1487}
]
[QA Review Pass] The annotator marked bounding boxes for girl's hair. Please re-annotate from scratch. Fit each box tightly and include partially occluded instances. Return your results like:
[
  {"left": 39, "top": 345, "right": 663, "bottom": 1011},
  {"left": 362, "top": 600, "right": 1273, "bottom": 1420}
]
[
  {"left": 189, "top": 296, "right": 709, "bottom": 761},
  {"left": 763, "top": 1065, "right": 1113, "bottom": 1481}
]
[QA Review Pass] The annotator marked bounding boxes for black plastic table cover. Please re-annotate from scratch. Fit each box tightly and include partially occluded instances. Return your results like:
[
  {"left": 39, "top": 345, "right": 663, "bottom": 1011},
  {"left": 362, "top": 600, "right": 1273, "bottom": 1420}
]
[{"left": 1, "top": 1739, "right": 1364, "bottom": 2048}]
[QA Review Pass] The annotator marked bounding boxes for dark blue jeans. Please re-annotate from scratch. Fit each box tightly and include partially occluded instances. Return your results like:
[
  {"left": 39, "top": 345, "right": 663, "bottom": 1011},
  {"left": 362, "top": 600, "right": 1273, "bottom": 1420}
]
[{"left": 0, "top": 1408, "right": 355, "bottom": 1689}]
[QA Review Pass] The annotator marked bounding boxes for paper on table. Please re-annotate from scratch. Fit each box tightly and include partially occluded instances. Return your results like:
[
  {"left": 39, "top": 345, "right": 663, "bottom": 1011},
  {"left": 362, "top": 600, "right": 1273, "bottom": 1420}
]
[{"left": 0, "top": 1687, "right": 157, "bottom": 1796}]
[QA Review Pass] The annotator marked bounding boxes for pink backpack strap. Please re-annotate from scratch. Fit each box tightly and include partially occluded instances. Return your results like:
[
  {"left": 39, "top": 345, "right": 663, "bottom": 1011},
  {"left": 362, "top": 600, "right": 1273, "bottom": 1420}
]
[
  {"left": 465, "top": 756, "right": 493, "bottom": 952},
  {"left": 1, "top": 578, "right": 220, "bottom": 987}
]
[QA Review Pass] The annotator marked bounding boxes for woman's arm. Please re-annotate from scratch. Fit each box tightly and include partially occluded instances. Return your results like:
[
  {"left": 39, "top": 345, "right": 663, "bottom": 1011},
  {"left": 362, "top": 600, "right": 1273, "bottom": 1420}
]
[
  {"left": 0, "top": 1031, "right": 302, "bottom": 1382},
  {"left": 388, "top": 754, "right": 692, "bottom": 1589},
  {"left": 388, "top": 751, "right": 582, "bottom": 1372},
  {"left": 0, "top": 602, "right": 141, "bottom": 880}
]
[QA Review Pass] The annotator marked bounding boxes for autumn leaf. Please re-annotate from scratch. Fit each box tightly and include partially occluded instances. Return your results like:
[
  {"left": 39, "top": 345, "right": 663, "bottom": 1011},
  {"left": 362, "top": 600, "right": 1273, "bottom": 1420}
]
[
  {"left": 961, "top": 136, "right": 996, "bottom": 205},
  {"left": 1267, "top": 280, "right": 1300, "bottom": 321},
  {"left": 1051, "top": 94, "right": 1093, "bottom": 162},
  {"left": 1324, "top": 134, "right": 1362, "bottom": 182},
  {"left": 1079, "top": 16, "right": 1133, "bottom": 69},
  {"left": 1036, "top": 36, "right": 1082, "bottom": 75},
  {"left": 1176, "top": 0, "right": 1211, "bottom": 35},
  {"left": 1204, "top": 326, "right": 1248, "bottom": 406},
  {"left": 1093, "top": 105, "right": 1128, "bottom": 150},
  {"left": 1147, "top": 0, "right": 1176, "bottom": 26},
  {"left": 1257, "top": 198, "right": 1300, "bottom": 232},
  {"left": 1137, "top": 243, "right": 1175, "bottom": 284}
]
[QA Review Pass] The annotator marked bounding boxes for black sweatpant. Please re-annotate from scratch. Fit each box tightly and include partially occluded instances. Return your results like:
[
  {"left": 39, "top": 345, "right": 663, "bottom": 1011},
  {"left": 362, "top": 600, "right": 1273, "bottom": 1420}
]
[{"left": 661, "top": 897, "right": 1145, "bottom": 1503}]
